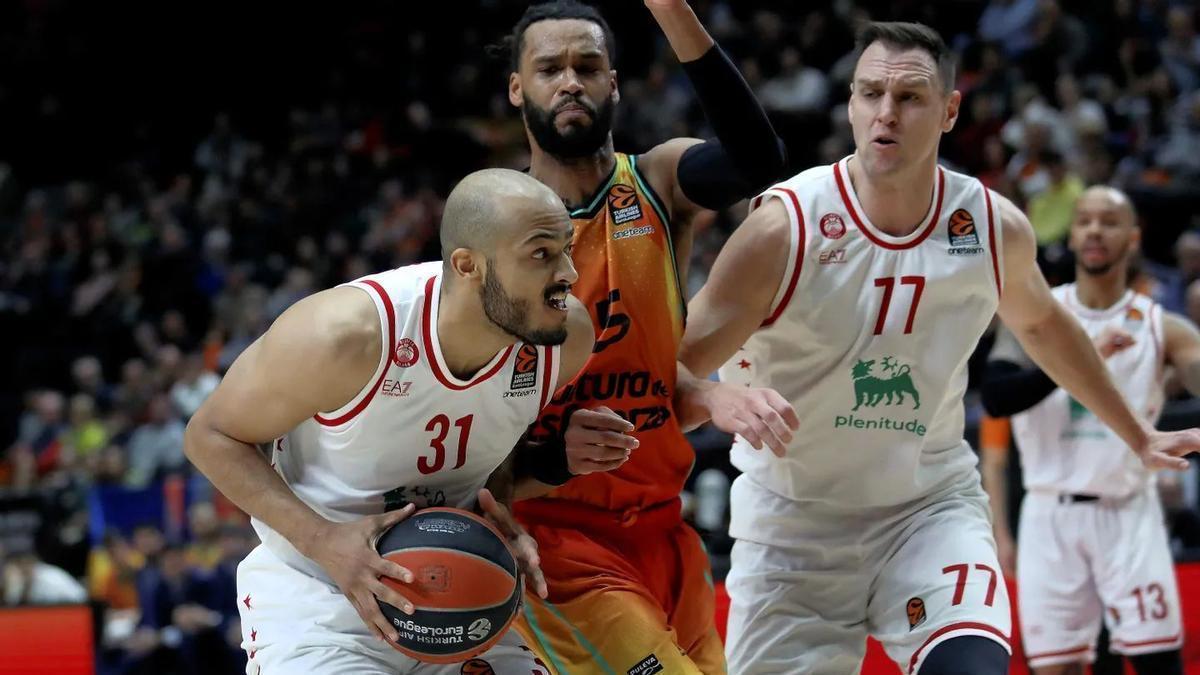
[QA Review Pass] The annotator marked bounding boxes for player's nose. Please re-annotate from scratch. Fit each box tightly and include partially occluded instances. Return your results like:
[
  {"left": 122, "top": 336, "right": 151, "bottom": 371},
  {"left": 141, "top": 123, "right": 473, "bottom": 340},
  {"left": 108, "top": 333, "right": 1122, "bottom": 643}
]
[
  {"left": 558, "top": 69, "right": 584, "bottom": 96},
  {"left": 557, "top": 251, "right": 579, "bottom": 286}
]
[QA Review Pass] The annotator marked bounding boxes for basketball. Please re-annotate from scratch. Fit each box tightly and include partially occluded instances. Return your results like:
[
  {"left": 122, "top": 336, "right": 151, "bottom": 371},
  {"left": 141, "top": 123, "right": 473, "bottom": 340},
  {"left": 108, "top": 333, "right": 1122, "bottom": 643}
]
[{"left": 374, "top": 507, "right": 521, "bottom": 664}]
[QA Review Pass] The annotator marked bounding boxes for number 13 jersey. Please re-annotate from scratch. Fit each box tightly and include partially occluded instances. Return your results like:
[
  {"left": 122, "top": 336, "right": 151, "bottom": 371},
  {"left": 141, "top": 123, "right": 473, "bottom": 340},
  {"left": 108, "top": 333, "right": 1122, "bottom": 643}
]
[
  {"left": 254, "top": 261, "right": 560, "bottom": 579},
  {"left": 719, "top": 157, "right": 1003, "bottom": 511}
]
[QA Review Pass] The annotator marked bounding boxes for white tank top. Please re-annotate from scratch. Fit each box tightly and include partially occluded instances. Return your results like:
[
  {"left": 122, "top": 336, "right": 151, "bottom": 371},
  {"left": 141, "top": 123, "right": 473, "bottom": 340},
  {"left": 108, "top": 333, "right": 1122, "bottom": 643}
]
[
  {"left": 719, "top": 157, "right": 1003, "bottom": 510},
  {"left": 253, "top": 261, "right": 561, "bottom": 579},
  {"left": 1010, "top": 284, "right": 1164, "bottom": 498}
]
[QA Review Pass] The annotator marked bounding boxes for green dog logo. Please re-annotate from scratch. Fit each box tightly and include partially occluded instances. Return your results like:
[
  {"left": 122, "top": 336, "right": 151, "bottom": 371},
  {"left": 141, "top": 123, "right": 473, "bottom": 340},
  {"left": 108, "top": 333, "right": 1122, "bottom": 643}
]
[{"left": 851, "top": 357, "right": 921, "bottom": 411}]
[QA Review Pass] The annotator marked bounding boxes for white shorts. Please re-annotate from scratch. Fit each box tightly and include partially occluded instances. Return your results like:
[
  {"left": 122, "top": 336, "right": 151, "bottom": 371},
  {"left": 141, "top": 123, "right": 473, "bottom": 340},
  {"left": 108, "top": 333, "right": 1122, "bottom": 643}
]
[
  {"left": 725, "top": 474, "right": 1012, "bottom": 675},
  {"left": 1017, "top": 489, "right": 1183, "bottom": 668},
  {"left": 235, "top": 544, "right": 550, "bottom": 675}
]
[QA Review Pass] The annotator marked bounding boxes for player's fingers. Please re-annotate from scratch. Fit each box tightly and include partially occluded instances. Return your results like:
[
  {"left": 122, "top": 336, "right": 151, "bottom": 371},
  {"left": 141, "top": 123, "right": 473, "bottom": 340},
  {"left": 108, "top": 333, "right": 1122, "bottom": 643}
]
[
  {"left": 573, "top": 408, "right": 635, "bottom": 432},
  {"left": 372, "top": 557, "right": 414, "bottom": 584},
  {"left": 476, "top": 489, "right": 519, "bottom": 537},
  {"left": 525, "top": 561, "right": 548, "bottom": 599},
  {"left": 750, "top": 415, "right": 789, "bottom": 457},
  {"left": 374, "top": 503, "right": 417, "bottom": 532},
  {"left": 581, "top": 443, "right": 632, "bottom": 462},
  {"left": 735, "top": 420, "right": 763, "bottom": 450},
  {"left": 752, "top": 400, "right": 794, "bottom": 445},
  {"left": 369, "top": 578, "right": 415, "bottom": 617},
  {"left": 765, "top": 390, "right": 801, "bottom": 430},
  {"left": 1148, "top": 451, "right": 1189, "bottom": 471},
  {"left": 349, "top": 593, "right": 393, "bottom": 642},
  {"left": 569, "top": 428, "right": 638, "bottom": 450}
]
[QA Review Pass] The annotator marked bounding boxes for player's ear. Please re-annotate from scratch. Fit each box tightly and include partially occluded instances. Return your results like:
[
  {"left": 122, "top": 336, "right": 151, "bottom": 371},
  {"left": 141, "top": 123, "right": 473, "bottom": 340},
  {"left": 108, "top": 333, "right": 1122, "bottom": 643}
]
[
  {"left": 449, "top": 248, "right": 482, "bottom": 282},
  {"left": 508, "top": 72, "right": 523, "bottom": 109},
  {"left": 943, "top": 89, "right": 962, "bottom": 133},
  {"left": 610, "top": 69, "right": 620, "bottom": 106}
]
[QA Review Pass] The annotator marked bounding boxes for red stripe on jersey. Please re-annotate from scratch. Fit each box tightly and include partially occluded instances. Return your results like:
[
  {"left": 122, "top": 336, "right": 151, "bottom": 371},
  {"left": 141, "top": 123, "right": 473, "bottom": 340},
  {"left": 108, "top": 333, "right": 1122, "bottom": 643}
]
[
  {"left": 833, "top": 162, "right": 945, "bottom": 250},
  {"left": 983, "top": 184, "right": 1002, "bottom": 299},
  {"left": 538, "top": 346, "right": 555, "bottom": 411},
  {"left": 1111, "top": 632, "right": 1182, "bottom": 650},
  {"left": 422, "top": 276, "right": 514, "bottom": 390},
  {"left": 1025, "top": 644, "right": 1092, "bottom": 660},
  {"left": 1148, "top": 300, "right": 1164, "bottom": 372},
  {"left": 314, "top": 279, "right": 395, "bottom": 427},
  {"left": 761, "top": 188, "right": 806, "bottom": 328},
  {"left": 907, "top": 621, "right": 1011, "bottom": 674}
]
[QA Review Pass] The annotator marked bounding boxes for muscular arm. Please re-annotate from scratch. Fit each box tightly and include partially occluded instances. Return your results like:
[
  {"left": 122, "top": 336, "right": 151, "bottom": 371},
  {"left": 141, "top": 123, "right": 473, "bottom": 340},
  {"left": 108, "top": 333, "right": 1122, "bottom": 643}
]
[
  {"left": 184, "top": 286, "right": 380, "bottom": 558},
  {"left": 676, "top": 199, "right": 791, "bottom": 427},
  {"left": 637, "top": 1, "right": 787, "bottom": 243},
  {"left": 1163, "top": 311, "right": 1200, "bottom": 396},
  {"left": 995, "top": 194, "right": 1155, "bottom": 455}
]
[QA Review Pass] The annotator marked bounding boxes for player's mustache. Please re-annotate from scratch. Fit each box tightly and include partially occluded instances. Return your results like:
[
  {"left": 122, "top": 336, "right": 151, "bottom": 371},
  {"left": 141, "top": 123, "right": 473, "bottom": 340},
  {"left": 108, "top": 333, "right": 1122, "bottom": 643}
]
[
  {"left": 543, "top": 284, "right": 571, "bottom": 300},
  {"left": 553, "top": 97, "right": 595, "bottom": 117}
]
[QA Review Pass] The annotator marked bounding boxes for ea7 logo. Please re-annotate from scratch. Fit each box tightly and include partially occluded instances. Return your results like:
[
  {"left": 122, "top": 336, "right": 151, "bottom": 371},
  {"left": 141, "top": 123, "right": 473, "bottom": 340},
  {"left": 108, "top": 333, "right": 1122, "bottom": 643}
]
[
  {"left": 819, "top": 248, "right": 847, "bottom": 265},
  {"left": 380, "top": 380, "right": 412, "bottom": 397}
]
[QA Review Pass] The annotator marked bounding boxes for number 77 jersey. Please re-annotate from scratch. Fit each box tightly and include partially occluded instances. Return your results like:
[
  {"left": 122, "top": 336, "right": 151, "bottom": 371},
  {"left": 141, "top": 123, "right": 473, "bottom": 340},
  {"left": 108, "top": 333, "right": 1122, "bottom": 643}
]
[{"left": 719, "top": 157, "right": 1004, "bottom": 510}]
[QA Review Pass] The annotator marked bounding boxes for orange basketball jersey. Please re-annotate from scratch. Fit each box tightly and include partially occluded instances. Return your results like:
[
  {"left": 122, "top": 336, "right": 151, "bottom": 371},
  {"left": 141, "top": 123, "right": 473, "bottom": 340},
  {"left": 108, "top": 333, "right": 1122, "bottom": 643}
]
[{"left": 524, "top": 152, "right": 692, "bottom": 511}]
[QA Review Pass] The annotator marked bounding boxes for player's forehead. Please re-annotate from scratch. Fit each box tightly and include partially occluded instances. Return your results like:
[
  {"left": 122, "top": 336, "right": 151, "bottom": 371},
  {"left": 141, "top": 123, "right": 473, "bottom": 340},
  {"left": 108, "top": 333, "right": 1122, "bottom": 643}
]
[
  {"left": 853, "top": 43, "right": 939, "bottom": 89},
  {"left": 1074, "top": 189, "right": 1133, "bottom": 222},
  {"left": 504, "top": 198, "right": 573, "bottom": 246},
  {"left": 521, "top": 19, "right": 608, "bottom": 65}
]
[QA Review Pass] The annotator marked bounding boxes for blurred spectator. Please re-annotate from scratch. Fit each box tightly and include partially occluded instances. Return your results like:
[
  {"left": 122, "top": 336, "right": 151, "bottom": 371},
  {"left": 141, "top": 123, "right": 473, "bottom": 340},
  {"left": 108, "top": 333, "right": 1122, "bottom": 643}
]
[
  {"left": 978, "top": 0, "right": 1041, "bottom": 59},
  {"left": 1161, "top": 6, "right": 1200, "bottom": 95},
  {"left": 88, "top": 530, "right": 144, "bottom": 611},
  {"left": 1155, "top": 91, "right": 1200, "bottom": 181},
  {"left": 1026, "top": 150, "right": 1084, "bottom": 245},
  {"left": 72, "top": 355, "right": 115, "bottom": 413},
  {"left": 3, "top": 548, "right": 87, "bottom": 606},
  {"left": 66, "top": 393, "right": 109, "bottom": 469},
  {"left": 170, "top": 355, "right": 219, "bottom": 420},
  {"left": 184, "top": 502, "right": 221, "bottom": 571},
  {"left": 125, "top": 395, "right": 186, "bottom": 489},
  {"left": 759, "top": 47, "right": 830, "bottom": 114}
]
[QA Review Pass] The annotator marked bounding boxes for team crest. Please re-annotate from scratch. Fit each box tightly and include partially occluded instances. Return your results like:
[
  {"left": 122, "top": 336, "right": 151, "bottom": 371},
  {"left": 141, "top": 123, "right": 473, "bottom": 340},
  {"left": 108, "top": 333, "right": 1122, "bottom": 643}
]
[
  {"left": 820, "top": 213, "right": 846, "bottom": 240},
  {"left": 394, "top": 337, "right": 419, "bottom": 367},
  {"left": 511, "top": 344, "right": 539, "bottom": 390},
  {"left": 907, "top": 597, "right": 927, "bottom": 630},
  {"left": 608, "top": 184, "right": 643, "bottom": 225}
]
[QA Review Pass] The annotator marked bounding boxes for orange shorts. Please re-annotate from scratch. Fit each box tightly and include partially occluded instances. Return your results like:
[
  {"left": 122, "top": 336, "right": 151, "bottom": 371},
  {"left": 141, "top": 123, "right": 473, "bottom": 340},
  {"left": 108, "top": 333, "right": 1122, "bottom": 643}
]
[{"left": 513, "top": 498, "right": 726, "bottom": 675}]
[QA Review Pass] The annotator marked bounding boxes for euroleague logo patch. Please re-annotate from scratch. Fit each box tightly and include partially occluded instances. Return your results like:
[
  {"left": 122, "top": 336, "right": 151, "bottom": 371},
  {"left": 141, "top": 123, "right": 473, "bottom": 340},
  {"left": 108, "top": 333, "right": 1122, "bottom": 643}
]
[
  {"left": 608, "top": 183, "right": 644, "bottom": 225},
  {"left": 947, "top": 208, "right": 983, "bottom": 255},
  {"left": 906, "top": 596, "right": 927, "bottom": 630},
  {"left": 394, "top": 337, "right": 419, "bottom": 367},
  {"left": 510, "top": 344, "right": 539, "bottom": 390},
  {"left": 820, "top": 213, "right": 846, "bottom": 240}
]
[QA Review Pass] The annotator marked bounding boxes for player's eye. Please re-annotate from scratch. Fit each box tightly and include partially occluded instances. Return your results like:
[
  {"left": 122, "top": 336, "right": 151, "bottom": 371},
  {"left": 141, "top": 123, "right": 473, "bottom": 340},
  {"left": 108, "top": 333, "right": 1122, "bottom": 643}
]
[
  {"left": 540, "top": 66, "right": 560, "bottom": 75},
  {"left": 532, "top": 248, "right": 548, "bottom": 260}
]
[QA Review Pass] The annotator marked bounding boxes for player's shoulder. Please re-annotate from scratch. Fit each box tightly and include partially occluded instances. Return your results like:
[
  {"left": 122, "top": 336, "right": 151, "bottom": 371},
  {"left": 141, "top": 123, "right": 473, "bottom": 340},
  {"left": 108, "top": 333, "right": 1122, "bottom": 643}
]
[
  {"left": 764, "top": 163, "right": 835, "bottom": 195},
  {"left": 350, "top": 260, "right": 441, "bottom": 307}
]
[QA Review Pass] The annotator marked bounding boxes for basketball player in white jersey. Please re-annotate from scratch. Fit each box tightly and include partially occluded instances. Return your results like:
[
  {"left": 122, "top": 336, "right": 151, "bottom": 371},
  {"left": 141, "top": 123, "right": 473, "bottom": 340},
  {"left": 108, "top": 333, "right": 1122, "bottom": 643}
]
[
  {"left": 672, "top": 22, "right": 1200, "bottom": 675},
  {"left": 185, "top": 169, "right": 635, "bottom": 674},
  {"left": 982, "top": 186, "right": 1196, "bottom": 675}
]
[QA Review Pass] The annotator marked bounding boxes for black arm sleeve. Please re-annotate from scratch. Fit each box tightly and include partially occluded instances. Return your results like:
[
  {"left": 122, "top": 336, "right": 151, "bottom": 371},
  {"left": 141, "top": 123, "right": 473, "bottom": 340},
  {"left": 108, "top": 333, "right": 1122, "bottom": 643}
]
[
  {"left": 676, "top": 44, "right": 788, "bottom": 210},
  {"left": 980, "top": 359, "right": 1060, "bottom": 417}
]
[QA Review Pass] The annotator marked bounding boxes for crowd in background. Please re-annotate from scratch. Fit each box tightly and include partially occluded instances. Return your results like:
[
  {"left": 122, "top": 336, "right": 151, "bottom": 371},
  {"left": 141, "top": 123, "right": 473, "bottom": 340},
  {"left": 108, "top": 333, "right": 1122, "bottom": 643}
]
[{"left": 1, "top": 0, "right": 1199, "bottom": 672}]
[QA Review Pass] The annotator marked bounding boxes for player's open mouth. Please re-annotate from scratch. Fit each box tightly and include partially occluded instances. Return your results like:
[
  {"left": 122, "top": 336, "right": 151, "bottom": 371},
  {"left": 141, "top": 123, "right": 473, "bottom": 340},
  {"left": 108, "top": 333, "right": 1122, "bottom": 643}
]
[
  {"left": 872, "top": 137, "right": 897, "bottom": 147},
  {"left": 545, "top": 288, "right": 569, "bottom": 311}
]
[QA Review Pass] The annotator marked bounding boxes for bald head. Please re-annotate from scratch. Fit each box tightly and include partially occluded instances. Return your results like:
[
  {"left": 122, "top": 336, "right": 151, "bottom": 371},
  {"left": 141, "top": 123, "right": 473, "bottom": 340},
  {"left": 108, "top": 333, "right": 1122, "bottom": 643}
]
[
  {"left": 1075, "top": 185, "right": 1136, "bottom": 226},
  {"left": 439, "top": 168, "right": 567, "bottom": 262}
]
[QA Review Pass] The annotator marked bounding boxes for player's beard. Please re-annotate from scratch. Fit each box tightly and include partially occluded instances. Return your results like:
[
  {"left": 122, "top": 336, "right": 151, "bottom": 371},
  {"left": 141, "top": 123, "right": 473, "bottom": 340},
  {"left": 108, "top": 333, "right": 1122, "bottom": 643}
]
[
  {"left": 482, "top": 264, "right": 568, "bottom": 346},
  {"left": 522, "top": 93, "right": 614, "bottom": 159}
]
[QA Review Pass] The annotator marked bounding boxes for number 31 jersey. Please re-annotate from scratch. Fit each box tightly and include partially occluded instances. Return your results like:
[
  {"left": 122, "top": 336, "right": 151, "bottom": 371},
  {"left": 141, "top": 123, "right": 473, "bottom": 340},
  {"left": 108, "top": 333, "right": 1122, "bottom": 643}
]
[
  {"left": 254, "top": 261, "right": 560, "bottom": 579},
  {"left": 719, "top": 157, "right": 1003, "bottom": 511}
]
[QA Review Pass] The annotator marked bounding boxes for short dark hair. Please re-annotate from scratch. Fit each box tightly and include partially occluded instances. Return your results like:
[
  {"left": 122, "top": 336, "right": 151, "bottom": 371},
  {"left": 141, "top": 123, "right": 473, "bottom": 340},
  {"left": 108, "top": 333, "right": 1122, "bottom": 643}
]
[
  {"left": 855, "top": 21, "right": 956, "bottom": 93},
  {"left": 490, "top": 0, "right": 617, "bottom": 74}
]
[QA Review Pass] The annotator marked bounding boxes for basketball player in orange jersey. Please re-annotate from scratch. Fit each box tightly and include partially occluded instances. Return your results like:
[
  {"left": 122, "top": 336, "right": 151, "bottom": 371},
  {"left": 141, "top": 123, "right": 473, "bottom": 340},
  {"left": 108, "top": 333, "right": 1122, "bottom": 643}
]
[
  {"left": 185, "top": 170, "right": 631, "bottom": 674},
  {"left": 494, "top": 1, "right": 793, "bottom": 673}
]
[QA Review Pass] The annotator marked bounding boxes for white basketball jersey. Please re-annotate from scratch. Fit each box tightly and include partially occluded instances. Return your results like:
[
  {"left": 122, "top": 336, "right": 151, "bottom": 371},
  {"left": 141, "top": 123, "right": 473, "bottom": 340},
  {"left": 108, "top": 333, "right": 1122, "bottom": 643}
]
[
  {"left": 253, "top": 261, "right": 560, "bottom": 579},
  {"left": 719, "top": 157, "right": 1002, "bottom": 509},
  {"left": 1010, "top": 285, "right": 1164, "bottom": 498}
]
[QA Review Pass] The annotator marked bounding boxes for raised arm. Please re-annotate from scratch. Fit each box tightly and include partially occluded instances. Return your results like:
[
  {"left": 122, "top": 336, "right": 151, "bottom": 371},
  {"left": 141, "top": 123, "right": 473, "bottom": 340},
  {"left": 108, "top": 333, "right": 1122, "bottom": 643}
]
[
  {"left": 637, "top": 0, "right": 788, "bottom": 219},
  {"left": 184, "top": 286, "right": 419, "bottom": 643},
  {"left": 1163, "top": 311, "right": 1200, "bottom": 396},
  {"left": 994, "top": 194, "right": 1200, "bottom": 470}
]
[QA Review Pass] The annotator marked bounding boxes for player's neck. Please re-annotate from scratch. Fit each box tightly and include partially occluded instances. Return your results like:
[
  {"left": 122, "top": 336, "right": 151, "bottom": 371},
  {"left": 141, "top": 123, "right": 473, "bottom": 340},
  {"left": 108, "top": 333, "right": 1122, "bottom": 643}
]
[
  {"left": 847, "top": 154, "right": 938, "bottom": 236},
  {"left": 436, "top": 286, "right": 516, "bottom": 380},
  {"left": 527, "top": 140, "right": 617, "bottom": 208},
  {"left": 1074, "top": 269, "right": 1130, "bottom": 310}
]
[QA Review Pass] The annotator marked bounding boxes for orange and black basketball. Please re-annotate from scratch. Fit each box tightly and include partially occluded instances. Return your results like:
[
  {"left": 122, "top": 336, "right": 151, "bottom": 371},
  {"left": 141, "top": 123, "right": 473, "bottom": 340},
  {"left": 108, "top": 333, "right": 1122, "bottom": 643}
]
[
  {"left": 375, "top": 508, "right": 521, "bottom": 664},
  {"left": 907, "top": 597, "right": 927, "bottom": 630}
]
